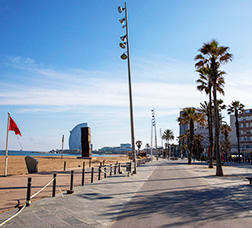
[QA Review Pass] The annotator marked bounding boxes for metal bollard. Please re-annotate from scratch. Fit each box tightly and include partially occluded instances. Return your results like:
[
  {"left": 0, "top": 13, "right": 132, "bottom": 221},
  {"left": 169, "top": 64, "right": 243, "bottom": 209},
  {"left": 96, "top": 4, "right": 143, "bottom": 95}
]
[
  {"left": 110, "top": 164, "right": 112, "bottom": 176},
  {"left": 114, "top": 163, "right": 117, "bottom": 175},
  {"left": 52, "top": 174, "right": 56, "bottom": 197},
  {"left": 91, "top": 167, "right": 94, "bottom": 183},
  {"left": 104, "top": 166, "right": 107, "bottom": 178},
  {"left": 98, "top": 165, "right": 101, "bottom": 180},
  {"left": 118, "top": 163, "right": 122, "bottom": 174},
  {"left": 64, "top": 161, "right": 66, "bottom": 171},
  {"left": 67, "top": 170, "right": 74, "bottom": 194},
  {"left": 82, "top": 162, "right": 85, "bottom": 186},
  {"left": 26, "top": 177, "right": 32, "bottom": 206}
]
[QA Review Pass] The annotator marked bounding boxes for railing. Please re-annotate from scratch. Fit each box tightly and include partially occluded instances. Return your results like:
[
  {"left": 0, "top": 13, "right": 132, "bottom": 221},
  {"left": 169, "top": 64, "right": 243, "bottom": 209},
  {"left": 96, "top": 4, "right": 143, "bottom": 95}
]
[{"left": 0, "top": 157, "right": 151, "bottom": 226}]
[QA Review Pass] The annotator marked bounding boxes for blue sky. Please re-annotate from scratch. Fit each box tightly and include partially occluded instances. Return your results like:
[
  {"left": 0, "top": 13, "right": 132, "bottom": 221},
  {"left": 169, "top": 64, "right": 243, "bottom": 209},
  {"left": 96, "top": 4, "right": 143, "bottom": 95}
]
[{"left": 0, "top": 0, "right": 252, "bottom": 151}]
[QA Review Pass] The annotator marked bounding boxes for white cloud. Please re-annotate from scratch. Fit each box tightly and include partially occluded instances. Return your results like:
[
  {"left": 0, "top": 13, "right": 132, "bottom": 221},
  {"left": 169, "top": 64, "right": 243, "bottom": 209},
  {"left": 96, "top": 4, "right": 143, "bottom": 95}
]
[
  {"left": 1, "top": 55, "right": 252, "bottom": 150},
  {"left": 3, "top": 54, "right": 252, "bottom": 112}
]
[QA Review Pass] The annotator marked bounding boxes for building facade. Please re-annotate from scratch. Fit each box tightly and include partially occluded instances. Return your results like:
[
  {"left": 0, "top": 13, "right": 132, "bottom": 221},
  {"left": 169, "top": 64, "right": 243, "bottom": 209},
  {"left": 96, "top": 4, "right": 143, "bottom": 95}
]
[
  {"left": 179, "top": 109, "right": 209, "bottom": 152},
  {"left": 69, "top": 123, "right": 88, "bottom": 151},
  {"left": 230, "top": 109, "right": 252, "bottom": 154}
]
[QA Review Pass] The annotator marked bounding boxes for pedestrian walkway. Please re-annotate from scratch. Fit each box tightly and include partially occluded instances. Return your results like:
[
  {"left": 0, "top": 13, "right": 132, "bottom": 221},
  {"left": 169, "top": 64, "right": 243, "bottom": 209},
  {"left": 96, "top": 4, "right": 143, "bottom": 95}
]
[
  {"left": 0, "top": 160, "right": 160, "bottom": 227},
  {"left": 1, "top": 160, "right": 252, "bottom": 227},
  {"left": 110, "top": 160, "right": 252, "bottom": 228},
  {"left": 184, "top": 161, "right": 252, "bottom": 215}
]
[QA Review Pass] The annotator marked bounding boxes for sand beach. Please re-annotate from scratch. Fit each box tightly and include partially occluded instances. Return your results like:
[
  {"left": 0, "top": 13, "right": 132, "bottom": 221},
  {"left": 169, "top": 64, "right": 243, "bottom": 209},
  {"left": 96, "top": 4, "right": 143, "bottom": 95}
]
[{"left": 0, "top": 155, "right": 129, "bottom": 176}]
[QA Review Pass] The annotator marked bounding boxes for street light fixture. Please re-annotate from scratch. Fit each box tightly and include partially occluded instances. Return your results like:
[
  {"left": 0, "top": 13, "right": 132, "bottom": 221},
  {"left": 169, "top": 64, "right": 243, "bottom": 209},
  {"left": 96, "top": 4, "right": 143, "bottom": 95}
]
[
  {"left": 118, "top": 2, "right": 137, "bottom": 174},
  {"left": 119, "top": 18, "right": 126, "bottom": 24},
  {"left": 118, "top": 6, "right": 125, "bottom": 13},
  {"left": 120, "top": 53, "right": 128, "bottom": 60},
  {"left": 120, "top": 35, "right": 127, "bottom": 42},
  {"left": 119, "top": 42, "right": 126, "bottom": 49}
]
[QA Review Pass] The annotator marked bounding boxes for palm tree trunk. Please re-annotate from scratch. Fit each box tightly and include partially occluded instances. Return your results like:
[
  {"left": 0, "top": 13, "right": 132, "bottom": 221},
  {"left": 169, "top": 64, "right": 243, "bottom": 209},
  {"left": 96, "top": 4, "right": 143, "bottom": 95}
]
[
  {"left": 188, "top": 120, "right": 194, "bottom": 164},
  {"left": 208, "top": 91, "right": 214, "bottom": 168},
  {"left": 235, "top": 111, "right": 241, "bottom": 163},
  {"left": 213, "top": 82, "right": 223, "bottom": 176},
  {"left": 167, "top": 140, "right": 169, "bottom": 159}
]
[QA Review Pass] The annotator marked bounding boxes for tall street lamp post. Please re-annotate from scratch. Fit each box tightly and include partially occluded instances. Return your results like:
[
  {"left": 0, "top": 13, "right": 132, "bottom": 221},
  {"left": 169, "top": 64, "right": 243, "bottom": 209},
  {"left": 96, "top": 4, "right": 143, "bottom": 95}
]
[
  {"left": 118, "top": 2, "right": 136, "bottom": 174},
  {"left": 151, "top": 109, "right": 158, "bottom": 159}
]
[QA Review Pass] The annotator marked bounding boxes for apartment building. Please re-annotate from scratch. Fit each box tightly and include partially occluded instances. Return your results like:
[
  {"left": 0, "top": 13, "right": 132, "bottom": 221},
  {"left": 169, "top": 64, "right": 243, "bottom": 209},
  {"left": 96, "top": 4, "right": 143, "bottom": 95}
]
[{"left": 230, "top": 109, "right": 252, "bottom": 154}]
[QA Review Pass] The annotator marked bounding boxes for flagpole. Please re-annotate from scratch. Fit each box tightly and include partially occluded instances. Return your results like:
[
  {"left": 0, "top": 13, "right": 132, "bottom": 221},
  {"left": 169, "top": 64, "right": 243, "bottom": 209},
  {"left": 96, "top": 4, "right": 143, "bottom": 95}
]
[{"left": 4, "top": 112, "right": 10, "bottom": 177}]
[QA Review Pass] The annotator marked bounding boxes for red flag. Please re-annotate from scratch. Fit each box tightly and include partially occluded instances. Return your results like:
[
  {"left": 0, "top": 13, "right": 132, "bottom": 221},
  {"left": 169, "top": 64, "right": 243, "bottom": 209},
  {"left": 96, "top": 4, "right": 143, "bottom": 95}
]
[{"left": 9, "top": 116, "right": 22, "bottom": 136}]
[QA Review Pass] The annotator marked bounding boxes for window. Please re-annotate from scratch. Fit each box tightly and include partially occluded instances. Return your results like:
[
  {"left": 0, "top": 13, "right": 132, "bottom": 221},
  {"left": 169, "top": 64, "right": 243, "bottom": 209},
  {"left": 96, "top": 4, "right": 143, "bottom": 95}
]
[
  {"left": 241, "top": 130, "right": 244, "bottom": 135},
  {"left": 247, "top": 132, "right": 251, "bottom": 135},
  {"left": 247, "top": 123, "right": 249, "bottom": 127},
  {"left": 247, "top": 137, "right": 251, "bottom": 141},
  {"left": 243, "top": 118, "right": 246, "bottom": 121}
]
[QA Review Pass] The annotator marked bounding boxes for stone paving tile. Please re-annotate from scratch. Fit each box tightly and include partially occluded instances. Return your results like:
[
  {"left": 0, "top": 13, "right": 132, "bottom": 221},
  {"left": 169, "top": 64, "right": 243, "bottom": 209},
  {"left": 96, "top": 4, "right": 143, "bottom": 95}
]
[
  {"left": 15, "top": 212, "right": 51, "bottom": 228},
  {"left": 8, "top": 217, "right": 28, "bottom": 228},
  {"left": 61, "top": 216, "right": 83, "bottom": 225},
  {"left": 0, "top": 161, "right": 158, "bottom": 227},
  {"left": 183, "top": 161, "right": 252, "bottom": 216}
]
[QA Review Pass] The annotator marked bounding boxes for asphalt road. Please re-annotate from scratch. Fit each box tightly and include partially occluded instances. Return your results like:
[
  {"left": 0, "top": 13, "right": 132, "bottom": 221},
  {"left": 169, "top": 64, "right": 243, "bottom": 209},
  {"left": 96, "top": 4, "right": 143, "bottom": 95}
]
[{"left": 109, "top": 161, "right": 252, "bottom": 228}]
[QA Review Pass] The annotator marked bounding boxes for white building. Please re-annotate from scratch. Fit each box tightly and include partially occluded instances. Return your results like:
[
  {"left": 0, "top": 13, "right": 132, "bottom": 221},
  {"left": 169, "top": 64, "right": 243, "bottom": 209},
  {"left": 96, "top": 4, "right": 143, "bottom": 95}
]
[{"left": 69, "top": 123, "right": 88, "bottom": 151}]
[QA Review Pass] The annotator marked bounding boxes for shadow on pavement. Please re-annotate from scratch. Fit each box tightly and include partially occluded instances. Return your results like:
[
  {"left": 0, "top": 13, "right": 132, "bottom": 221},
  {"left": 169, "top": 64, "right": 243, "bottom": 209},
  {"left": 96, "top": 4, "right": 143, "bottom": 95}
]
[{"left": 107, "top": 185, "right": 252, "bottom": 227}]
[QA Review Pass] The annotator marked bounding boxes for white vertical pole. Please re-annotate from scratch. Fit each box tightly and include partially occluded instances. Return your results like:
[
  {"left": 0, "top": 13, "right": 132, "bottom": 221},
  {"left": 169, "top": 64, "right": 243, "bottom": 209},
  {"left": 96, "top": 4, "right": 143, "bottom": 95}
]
[
  {"left": 160, "top": 128, "right": 163, "bottom": 149},
  {"left": 4, "top": 112, "right": 10, "bottom": 177},
  {"left": 61, "top": 135, "right": 64, "bottom": 159},
  {"left": 151, "top": 120, "right": 153, "bottom": 161}
]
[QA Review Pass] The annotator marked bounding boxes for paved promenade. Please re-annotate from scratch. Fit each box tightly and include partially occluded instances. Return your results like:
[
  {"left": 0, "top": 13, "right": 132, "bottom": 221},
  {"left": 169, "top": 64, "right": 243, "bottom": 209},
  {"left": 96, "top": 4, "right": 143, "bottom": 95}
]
[
  {"left": 1, "top": 159, "right": 252, "bottom": 227},
  {"left": 0, "top": 160, "right": 158, "bottom": 227}
]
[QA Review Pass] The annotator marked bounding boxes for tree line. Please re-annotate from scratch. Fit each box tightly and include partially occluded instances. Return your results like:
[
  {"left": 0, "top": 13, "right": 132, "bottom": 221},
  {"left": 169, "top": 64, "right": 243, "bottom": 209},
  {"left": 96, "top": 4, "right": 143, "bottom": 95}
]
[{"left": 177, "top": 40, "right": 245, "bottom": 176}]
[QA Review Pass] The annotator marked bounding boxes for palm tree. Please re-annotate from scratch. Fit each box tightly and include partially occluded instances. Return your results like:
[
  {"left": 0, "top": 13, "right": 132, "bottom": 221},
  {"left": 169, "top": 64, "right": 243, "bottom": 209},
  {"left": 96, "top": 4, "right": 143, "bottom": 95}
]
[
  {"left": 217, "top": 99, "right": 226, "bottom": 123},
  {"left": 220, "top": 122, "right": 231, "bottom": 165},
  {"left": 197, "top": 68, "right": 225, "bottom": 168},
  {"left": 177, "top": 107, "right": 205, "bottom": 164},
  {"left": 195, "top": 40, "right": 233, "bottom": 176},
  {"left": 164, "top": 142, "right": 168, "bottom": 158},
  {"left": 193, "top": 134, "right": 204, "bottom": 161},
  {"left": 162, "top": 129, "right": 174, "bottom": 158},
  {"left": 178, "top": 134, "right": 187, "bottom": 158},
  {"left": 198, "top": 101, "right": 214, "bottom": 168},
  {"left": 227, "top": 101, "right": 245, "bottom": 162}
]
